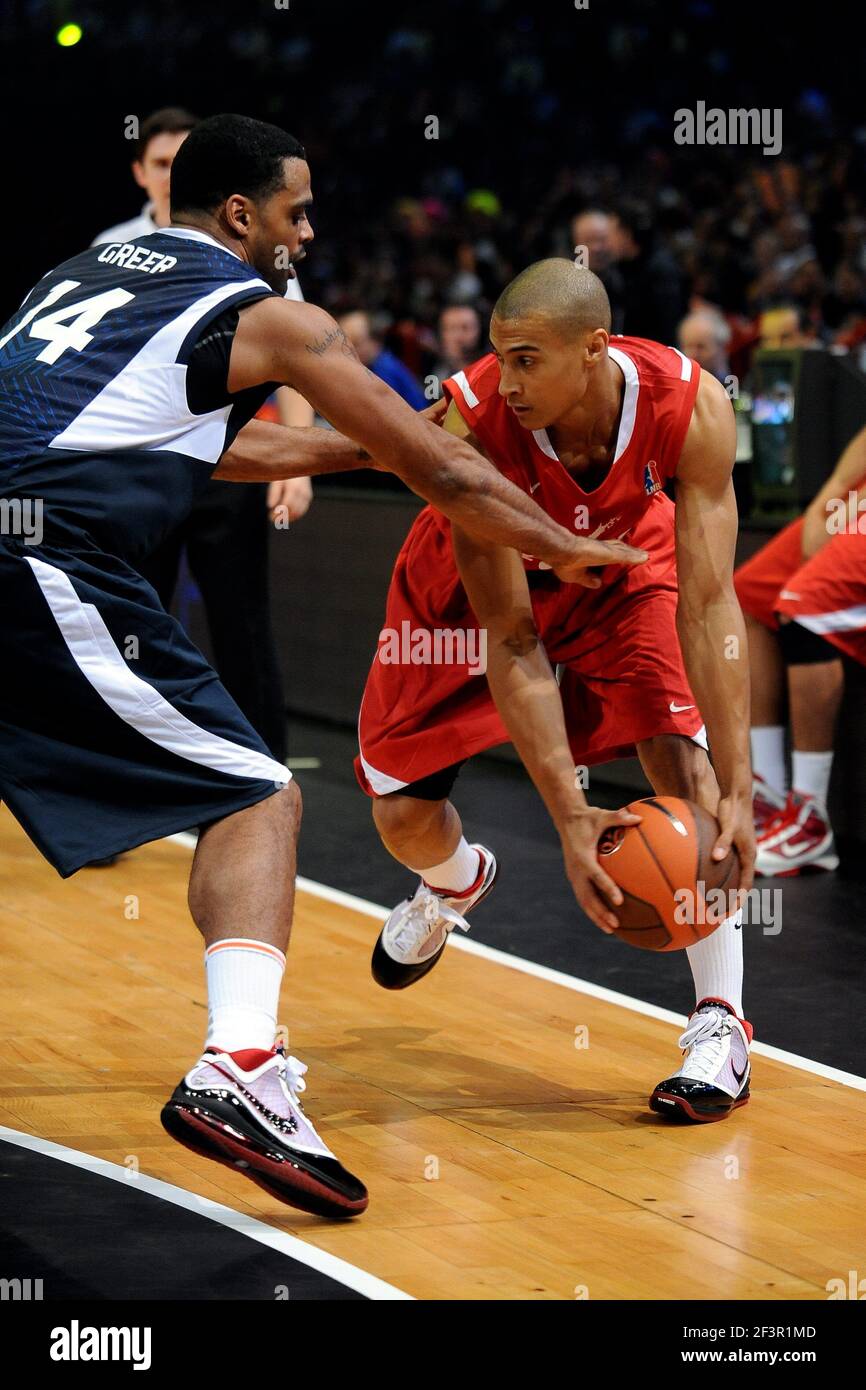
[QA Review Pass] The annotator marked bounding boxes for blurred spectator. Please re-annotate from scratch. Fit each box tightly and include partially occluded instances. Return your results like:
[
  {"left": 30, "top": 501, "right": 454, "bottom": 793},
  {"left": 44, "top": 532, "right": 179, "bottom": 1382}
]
[
  {"left": 91, "top": 107, "right": 198, "bottom": 243},
  {"left": 571, "top": 210, "right": 626, "bottom": 332},
  {"left": 339, "top": 310, "right": 427, "bottom": 409},
  {"left": 610, "top": 202, "right": 688, "bottom": 344},
  {"left": 432, "top": 304, "right": 483, "bottom": 385},
  {"left": 678, "top": 309, "right": 732, "bottom": 382},
  {"left": 758, "top": 303, "right": 821, "bottom": 351}
]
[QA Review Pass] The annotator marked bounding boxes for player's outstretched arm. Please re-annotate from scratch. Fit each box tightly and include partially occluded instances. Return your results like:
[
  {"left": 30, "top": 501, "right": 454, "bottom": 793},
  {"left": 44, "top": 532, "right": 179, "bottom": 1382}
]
[
  {"left": 675, "top": 369, "right": 754, "bottom": 892},
  {"left": 216, "top": 399, "right": 450, "bottom": 482},
  {"left": 227, "top": 297, "right": 647, "bottom": 576},
  {"left": 452, "top": 524, "right": 641, "bottom": 933},
  {"left": 214, "top": 417, "right": 375, "bottom": 481}
]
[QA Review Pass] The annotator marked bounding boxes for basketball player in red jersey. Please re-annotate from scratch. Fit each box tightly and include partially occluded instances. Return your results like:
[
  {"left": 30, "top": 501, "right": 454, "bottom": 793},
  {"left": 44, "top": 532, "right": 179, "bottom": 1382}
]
[{"left": 356, "top": 260, "right": 756, "bottom": 1123}]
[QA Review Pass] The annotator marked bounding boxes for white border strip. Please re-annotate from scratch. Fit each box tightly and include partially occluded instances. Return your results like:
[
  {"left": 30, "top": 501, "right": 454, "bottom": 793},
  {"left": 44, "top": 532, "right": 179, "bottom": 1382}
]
[
  {"left": 166, "top": 832, "right": 866, "bottom": 1093},
  {"left": 0, "top": 1126, "right": 411, "bottom": 1302}
]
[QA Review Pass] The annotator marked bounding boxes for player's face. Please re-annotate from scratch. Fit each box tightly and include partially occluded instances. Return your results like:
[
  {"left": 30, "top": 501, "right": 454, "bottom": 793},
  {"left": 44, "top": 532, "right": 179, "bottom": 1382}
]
[
  {"left": 247, "top": 158, "right": 315, "bottom": 295},
  {"left": 490, "top": 313, "right": 595, "bottom": 428}
]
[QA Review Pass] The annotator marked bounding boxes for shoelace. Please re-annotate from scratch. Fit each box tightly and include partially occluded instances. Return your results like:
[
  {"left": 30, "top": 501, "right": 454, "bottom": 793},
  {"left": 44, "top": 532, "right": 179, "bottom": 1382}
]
[
  {"left": 677, "top": 1008, "right": 733, "bottom": 1080},
  {"left": 275, "top": 1046, "right": 307, "bottom": 1097},
  {"left": 765, "top": 791, "right": 808, "bottom": 834},
  {"left": 392, "top": 889, "right": 467, "bottom": 954}
]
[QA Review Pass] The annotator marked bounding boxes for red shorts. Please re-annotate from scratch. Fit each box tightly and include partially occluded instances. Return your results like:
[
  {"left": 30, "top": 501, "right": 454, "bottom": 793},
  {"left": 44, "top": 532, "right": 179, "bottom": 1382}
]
[
  {"left": 355, "top": 495, "right": 706, "bottom": 796},
  {"left": 734, "top": 516, "right": 866, "bottom": 664}
]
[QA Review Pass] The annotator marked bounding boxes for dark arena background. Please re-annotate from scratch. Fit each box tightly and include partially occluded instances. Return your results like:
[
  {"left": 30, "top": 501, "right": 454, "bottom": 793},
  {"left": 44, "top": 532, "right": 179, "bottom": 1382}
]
[{"left": 1, "top": 0, "right": 865, "bottom": 1352}]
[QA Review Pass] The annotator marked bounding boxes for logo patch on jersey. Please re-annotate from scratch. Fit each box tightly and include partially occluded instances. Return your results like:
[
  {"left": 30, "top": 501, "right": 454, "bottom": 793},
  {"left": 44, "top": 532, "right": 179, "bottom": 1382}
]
[{"left": 644, "top": 461, "right": 662, "bottom": 496}]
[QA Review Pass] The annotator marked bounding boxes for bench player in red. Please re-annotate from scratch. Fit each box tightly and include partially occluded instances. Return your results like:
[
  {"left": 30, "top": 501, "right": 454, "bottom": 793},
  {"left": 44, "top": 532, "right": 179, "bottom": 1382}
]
[
  {"left": 735, "top": 423, "right": 866, "bottom": 875},
  {"left": 356, "top": 260, "right": 756, "bottom": 1123}
]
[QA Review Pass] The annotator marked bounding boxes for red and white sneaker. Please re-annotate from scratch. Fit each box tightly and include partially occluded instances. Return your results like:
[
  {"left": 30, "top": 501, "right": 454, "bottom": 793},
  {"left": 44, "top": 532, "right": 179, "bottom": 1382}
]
[
  {"left": 371, "top": 844, "right": 498, "bottom": 989},
  {"left": 754, "top": 791, "right": 839, "bottom": 877},
  {"left": 650, "top": 998, "right": 753, "bottom": 1123},
  {"left": 752, "top": 773, "right": 787, "bottom": 834},
  {"left": 161, "top": 1044, "right": 368, "bottom": 1218}
]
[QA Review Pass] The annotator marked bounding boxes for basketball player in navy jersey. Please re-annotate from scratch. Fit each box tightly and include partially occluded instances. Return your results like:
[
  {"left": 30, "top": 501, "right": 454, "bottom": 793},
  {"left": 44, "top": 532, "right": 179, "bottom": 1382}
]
[{"left": 0, "top": 115, "right": 644, "bottom": 1217}]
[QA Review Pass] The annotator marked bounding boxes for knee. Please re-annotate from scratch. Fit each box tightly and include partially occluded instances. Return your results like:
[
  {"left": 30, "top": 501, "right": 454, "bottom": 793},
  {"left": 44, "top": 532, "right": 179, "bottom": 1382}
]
[
  {"left": 373, "top": 792, "right": 444, "bottom": 844},
  {"left": 640, "top": 734, "right": 713, "bottom": 800},
  {"left": 279, "top": 778, "right": 303, "bottom": 834}
]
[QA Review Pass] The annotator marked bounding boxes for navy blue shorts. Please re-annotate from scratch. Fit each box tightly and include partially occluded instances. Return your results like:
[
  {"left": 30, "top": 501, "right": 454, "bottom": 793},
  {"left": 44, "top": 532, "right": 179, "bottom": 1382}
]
[{"left": 0, "top": 538, "right": 290, "bottom": 877}]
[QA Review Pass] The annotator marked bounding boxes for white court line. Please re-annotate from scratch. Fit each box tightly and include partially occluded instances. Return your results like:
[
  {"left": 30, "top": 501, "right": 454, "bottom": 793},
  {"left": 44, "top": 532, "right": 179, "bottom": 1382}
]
[
  {"left": 0, "top": 1126, "right": 412, "bottom": 1302},
  {"left": 166, "top": 832, "right": 866, "bottom": 1094}
]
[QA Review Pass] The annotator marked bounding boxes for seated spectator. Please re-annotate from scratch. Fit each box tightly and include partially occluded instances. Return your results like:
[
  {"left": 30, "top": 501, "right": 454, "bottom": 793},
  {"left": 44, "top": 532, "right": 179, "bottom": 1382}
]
[
  {"left": 757, "top": 303, "right": 821, "bottom": 351},
  {"left": 338, "top": 310, "right": 427, "bottom": 409},
  {"left": 734, "top": 425, "right": 866, "bottom": 875},
  {"left": 677, "top": 308, "right": 732, "bottom": 382},
  {"left": 570, "top": 209, "right": 626, "bottom": 332},
  {"left": 432, "top": 303, "right": 483, "bottom": 388}
]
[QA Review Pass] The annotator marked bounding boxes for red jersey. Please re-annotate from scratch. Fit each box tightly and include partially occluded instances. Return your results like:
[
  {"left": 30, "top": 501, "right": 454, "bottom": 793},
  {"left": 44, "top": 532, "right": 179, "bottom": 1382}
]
[{"left": 442, "top": 335, "right": 700, "bottom": 581}]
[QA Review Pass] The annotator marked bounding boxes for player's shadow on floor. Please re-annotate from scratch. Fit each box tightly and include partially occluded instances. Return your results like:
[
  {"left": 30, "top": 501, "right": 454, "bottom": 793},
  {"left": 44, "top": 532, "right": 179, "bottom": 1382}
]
[{"left": 313, "top": 1024, "right": 658, "bottom": 1122}]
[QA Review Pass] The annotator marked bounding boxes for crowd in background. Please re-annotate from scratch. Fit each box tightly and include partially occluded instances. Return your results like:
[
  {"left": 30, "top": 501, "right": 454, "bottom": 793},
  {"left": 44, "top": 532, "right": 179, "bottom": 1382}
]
[{"left": 9, "top": 0, "right": 866, "bottom": 395}]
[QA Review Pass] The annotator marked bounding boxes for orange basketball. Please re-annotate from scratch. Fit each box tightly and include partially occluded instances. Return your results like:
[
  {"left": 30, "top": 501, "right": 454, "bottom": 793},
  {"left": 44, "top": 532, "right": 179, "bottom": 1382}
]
[{"left": 596, "top": 796, "right": 740, "bottom": 951}]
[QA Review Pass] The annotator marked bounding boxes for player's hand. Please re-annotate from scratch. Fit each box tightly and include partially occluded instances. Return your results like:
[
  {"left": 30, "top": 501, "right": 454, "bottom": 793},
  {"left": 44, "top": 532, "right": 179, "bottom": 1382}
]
[
  {"left": 559, "top": 805, "right": 643, "bottom": 933},
  {"left": 420, "top": 397, "right": 449, "bottom": 427},
  {"left": 268, "top": 476, "right": 313, "bottom": 524},
  {"left": 553, "top": 538, "right": 648, "bottom": 588},
  {"left": 712, "top": 791, "right": 755, "bottom": 901}
]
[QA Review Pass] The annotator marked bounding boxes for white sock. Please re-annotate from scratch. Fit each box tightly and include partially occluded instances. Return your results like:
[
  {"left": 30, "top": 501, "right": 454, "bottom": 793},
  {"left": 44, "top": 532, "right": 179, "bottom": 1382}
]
[
  {"left": 686, "top": 910, "right": 744, "bottom": 1018},
  {"left": 415, "top": 837, "right": 482, "bottom": 893},
  {"left": 205, "top": 938, "right": 286, "bottom": 1053},
  {"left": 751, "top": 725, "right": 787, "bottom": 793},
  {"left": 791, "top": 749, "right": 833, "bottom": 811}
]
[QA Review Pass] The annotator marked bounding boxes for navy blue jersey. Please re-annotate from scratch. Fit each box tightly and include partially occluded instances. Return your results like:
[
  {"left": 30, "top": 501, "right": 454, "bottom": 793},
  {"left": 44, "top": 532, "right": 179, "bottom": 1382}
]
[{"left": 0, "top": 228, "right": 280, "bottom": 561}]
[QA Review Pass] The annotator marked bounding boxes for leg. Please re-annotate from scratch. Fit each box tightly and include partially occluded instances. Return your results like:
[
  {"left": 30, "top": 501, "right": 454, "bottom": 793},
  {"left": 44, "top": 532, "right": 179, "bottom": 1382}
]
[
  {"left": 638, "top": 733, "right": 743, "bottom": 1019},
  {"left": 762, "top": 522, "right": 866, "bottom": 872},
  {"left": 744, "top": 613, "right": 788, "bottom": 795},
  {"left": 750, "top": 617, "right": 845, "bottom": 875},
  {"left": 637, "top": 731, "right": 720, "bottom": 814},
  {"left": 638, "top": 734, "right": 751, "bottom": 1124},
  {"left": 373, "top": 791, "right": 462, "bottom": 873},
  {"left": 745, "top": 611, "right": 786, "bottom": 726},
  {"left": 734, "top": 518, "right": 808, "bottom": 797},
  {"left": 786, "top": 644, "right": 844, "bottom": 754},
  {"left": 189, "top": 780, "right": 302, "bottom": 952},
  {"left": 368, "top": 772, "right": 497, "bottom": 991}
]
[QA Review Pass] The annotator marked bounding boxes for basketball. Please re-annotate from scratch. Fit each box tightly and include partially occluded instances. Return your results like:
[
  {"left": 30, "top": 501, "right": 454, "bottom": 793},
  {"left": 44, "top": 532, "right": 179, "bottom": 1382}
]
[{"left": 597, "top": 796, "right": 740, "bottom": 951}]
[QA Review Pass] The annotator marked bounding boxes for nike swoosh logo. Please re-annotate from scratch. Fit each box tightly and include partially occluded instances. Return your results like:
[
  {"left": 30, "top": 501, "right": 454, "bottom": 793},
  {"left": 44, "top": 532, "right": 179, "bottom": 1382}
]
[
  {"left": 669, "top": 702, "right": 695, "bottom": 713},
  {"left": 732, "top": 1062, "right": 749, "bottom": 1087},
  {"left": 778, "top": 837, "right": 818, "bottom": 857},
  {"left": 778, "top": 590, "right": 801, "bottom": 601},
  {"left": 530, "top": 481, "right": 541, "bottom": 493}
]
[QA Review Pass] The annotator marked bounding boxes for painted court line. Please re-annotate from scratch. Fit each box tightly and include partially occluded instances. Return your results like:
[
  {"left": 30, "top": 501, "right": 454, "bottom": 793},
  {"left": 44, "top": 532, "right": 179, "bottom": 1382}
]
[
  {"left": 0, "top": 1126, "right": 412, "bottom": 1302},
  {"left": 165, "top": 832, "right": 866, "bottom": 1095}
]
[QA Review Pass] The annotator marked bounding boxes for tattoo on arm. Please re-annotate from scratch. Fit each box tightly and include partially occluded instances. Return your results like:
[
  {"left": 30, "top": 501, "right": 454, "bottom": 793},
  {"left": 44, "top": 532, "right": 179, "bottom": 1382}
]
[{"left": 304, "top": 326, "right": 359, "bottom": 360}]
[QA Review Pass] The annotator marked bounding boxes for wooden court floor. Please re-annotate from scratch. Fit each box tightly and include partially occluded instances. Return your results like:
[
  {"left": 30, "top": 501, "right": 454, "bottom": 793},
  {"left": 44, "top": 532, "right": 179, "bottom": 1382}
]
[{"left": 1, "top": 806, "right": 864, "bottom": 1301}]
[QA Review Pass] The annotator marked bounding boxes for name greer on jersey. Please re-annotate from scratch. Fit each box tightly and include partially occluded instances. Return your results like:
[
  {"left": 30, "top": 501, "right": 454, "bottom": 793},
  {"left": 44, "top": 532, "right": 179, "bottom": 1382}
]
[{"left": 96, "top": 241, "right": 177, "bottom": 274}]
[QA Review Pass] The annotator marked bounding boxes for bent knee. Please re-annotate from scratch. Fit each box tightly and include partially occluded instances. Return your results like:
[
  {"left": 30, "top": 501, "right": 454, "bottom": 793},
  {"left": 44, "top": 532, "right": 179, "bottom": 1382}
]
[
  {"left": 272, "top": 778, "right": 302, "bottom": 833},
  {"left": 372, "top": 792, "right": 445, "bottom": 841}
]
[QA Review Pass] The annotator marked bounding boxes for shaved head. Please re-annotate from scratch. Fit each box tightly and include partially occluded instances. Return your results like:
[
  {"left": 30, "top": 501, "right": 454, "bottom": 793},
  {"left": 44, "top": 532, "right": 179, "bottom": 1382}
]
[{"left": 493, "top": 259, "right": 611, "bottom": 340}]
